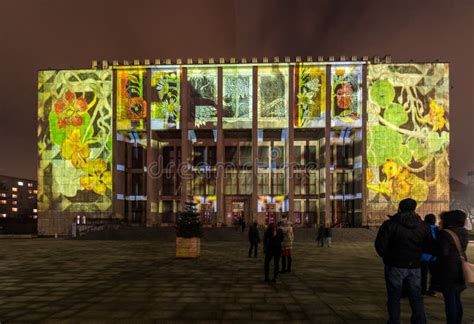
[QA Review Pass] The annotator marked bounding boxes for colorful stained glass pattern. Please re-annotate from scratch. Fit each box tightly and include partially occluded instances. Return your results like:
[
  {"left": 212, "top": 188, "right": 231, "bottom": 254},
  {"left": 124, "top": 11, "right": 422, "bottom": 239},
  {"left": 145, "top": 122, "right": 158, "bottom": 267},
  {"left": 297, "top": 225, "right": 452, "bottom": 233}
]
[
  {"left": 223, "top": 67, "right": 253, "bottom": 129},
  {"left": 296, "top": 64, "right": 326, "bottom": 128},
  {"left": 38, "top": 70, "right": 113, "bottom": 213},
  {"left": 331, "top": 65, "right": 363, "bottom": 127},
  {"left": 258, "top": 65, "right": 289, "bottom": 128},
  {"left": 367, "top": 64, "right": 449, "bottom": 223},
  {"left": 117, "top": 69, "right": 147, "bottom": 131},
  {"left": 151, "top": 67, "right": 180, "bottom": 130},
  {"left": 188, "top": 67, "right": 218, "bottom": 128}
]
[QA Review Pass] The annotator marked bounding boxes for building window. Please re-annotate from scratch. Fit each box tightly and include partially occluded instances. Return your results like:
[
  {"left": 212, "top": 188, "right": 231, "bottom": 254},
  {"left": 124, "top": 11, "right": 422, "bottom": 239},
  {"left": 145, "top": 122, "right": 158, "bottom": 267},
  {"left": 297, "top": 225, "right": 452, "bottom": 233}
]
[
  {"left": 224, "top": 172, "right": 237, "bottom": 195},
  {"left": 0, "top": 200, "right": 6, "bottom": 204},
  {"left": 28, "top": 183, "right": 33, "bottom": 187},
  {"left": 33, "top": 209, "right": 38, "bottom": 213},
  {"left": 18, "top": 181, "right": 24, "bottom": 186},
  {"left": 12, "top": 207, "right": 17, "bottom": 212},
  {"left": 0, "top": 193, "right": 6, "bottom": 197},
  {"left": 12, "top": 187, "right": 18, "bottom": 192},
  {"left": 12, "top": 201, "right": 17, "bottom": 205},
  {"left": 33, "top": 190, "right": 37, "bottom": 194},
  {"left": 12, "top": 194, "right": 17, "bottom": 198}
]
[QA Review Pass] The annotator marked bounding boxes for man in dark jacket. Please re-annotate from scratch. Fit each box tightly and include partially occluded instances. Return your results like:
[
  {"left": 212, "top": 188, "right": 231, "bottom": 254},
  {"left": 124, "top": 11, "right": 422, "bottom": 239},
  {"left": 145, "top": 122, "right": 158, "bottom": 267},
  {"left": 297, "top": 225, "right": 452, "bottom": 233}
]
[
  {"left": 375, "top": 198, "right": 431, "bottom": 324},
  {"left": 248, "top": 222, "right": 260, "bottom": 258},
  {"left": 263, "top": 223, "right": 284, "bottom": 283}
]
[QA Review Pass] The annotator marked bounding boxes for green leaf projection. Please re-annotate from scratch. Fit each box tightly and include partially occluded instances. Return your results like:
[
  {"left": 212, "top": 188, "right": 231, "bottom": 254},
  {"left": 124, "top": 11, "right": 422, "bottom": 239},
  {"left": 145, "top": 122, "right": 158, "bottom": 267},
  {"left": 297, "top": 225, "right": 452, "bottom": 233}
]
[
  {"left": 258, "top": 65, "right": 289, "bottom": 128},
  {"left": 38, "top": 70, "right": 113, "bottom": 214},
  {"left": 296, "top": 64, "right": 326, "bottom": 128},
  {"left": 331, "top": 65, "right": 363, "bottom": 127},
  {"left": 367, "top": 64, "right": 449, "bottom": 222},
  {"left": 116, "top": 69, "right": 147, "bottom": 131},
  {"left": 223, "top": 67, "right": 253, "bottom": 129},
  {"left": 151, "top": 67, "right": 181, "bottom": 130},
  {"left": 188, "top": 67, "right": 218, "bottom": 128}
]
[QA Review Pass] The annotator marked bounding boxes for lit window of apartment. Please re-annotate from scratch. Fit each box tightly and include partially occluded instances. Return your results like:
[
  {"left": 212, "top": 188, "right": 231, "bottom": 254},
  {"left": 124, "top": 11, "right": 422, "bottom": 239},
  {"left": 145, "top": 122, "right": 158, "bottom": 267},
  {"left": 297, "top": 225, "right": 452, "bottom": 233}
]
[
  {"left": 12, "top": 201, "right": 17, "bottom": 205},
  {"left": 12, "top": 187, "right": 18, "bottom": 192},
  {"left": 18, "top": 181, "right": 24, "bottom": 186},
  {"left": 33, "top": 209, "right": 38, "bottom": 213},
  {"left": 1, "top": 214, "right": 6, "bottom": 218},
  {"left": 33, "top": 190, "right": 38, "bottom": 194},
  {"left": 12, "top": 207, "right": 17, "bottom": 212},
  {"left": 12, "top": 194, "right": 17, "bottom": 198},
  {"left": 0, "top": 193, "right": 6, "bottom": 197},
  {"left": 28, "top": 183, "right": 33, "bottom": 188},
  {"left": 0, "top": 200, "right": 6, "bottom": 204}
]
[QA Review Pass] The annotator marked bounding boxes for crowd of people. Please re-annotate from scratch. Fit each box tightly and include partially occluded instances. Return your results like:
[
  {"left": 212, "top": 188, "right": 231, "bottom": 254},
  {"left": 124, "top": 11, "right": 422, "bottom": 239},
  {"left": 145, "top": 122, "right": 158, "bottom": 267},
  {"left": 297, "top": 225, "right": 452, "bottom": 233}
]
[
  {"left": 244, "top": 197, "right": 471, "bottom": 324},
  {"left": 375, "top": 198, "right": 470, "bottom": 324}
]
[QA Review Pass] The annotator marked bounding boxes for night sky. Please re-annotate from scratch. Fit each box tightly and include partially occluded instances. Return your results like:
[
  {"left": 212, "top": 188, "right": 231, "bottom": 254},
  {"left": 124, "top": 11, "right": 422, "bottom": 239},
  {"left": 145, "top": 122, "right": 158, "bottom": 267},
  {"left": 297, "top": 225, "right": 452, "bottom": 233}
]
[{"left": 0, "top": 0, "right": 472, "bottom": 182}]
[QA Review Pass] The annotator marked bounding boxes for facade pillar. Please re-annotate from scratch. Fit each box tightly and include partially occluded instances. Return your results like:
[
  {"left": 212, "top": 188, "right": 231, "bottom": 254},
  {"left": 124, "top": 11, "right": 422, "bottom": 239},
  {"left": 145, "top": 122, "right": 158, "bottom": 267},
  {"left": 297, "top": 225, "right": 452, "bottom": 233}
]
[
  {"left": 180, "top": 68, "right": 190, "bottom": 210},
  {"left": 146, "top": 69, "right": 159, "bottom": 226},
  {"left": 216, "top": 67, "right": 224, "bottom": 226},
  {"left": 288, "top": 65, "right": 295, "bottom": 221},
  {"left": 251, "top": 66, "right": 259, "bottom": 225},
  {"left": 324, "top": 65, "right": 332, "bottom": 227}
]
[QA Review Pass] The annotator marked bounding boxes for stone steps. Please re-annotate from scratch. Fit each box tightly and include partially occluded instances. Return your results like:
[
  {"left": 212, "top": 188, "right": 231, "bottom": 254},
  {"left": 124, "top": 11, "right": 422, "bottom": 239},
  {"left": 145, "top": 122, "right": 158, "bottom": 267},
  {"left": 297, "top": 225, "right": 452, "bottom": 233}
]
[{"left": 76, "top": 225, "right": 377, "bottom": 242}]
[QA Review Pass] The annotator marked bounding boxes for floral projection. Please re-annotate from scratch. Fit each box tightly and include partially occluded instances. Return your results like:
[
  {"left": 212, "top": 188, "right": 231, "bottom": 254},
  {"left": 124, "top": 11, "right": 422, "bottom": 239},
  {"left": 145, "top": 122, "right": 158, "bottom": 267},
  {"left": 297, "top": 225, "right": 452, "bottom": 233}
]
[
  {"left": 188, "top": 67, "right": 218, "bottom": 128},
  {"left": 38, "top": 70, "right": 113, "bottom": 213},
  {"left": 116, "top": 69, "right": 147, "bottom": 131},
  {"left": 258, "top": 65, "right": 289, "bottom": 128},
  {"left": 367, "top": 64, "right": 449, "bottom": 219},
  {"left": 151, "top": 67, "right": 180, "bottom": 130},
  {"left": 296, "top": 64, "right": 326, "bottom": 128},
  {"left": 331, "top": 65, "right": 363, "bottom": 127}
]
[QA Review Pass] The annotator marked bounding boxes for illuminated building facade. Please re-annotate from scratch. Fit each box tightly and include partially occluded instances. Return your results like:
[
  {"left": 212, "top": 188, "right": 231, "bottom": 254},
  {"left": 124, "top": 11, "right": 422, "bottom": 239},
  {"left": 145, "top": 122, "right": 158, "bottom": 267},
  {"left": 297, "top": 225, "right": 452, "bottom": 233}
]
[{"left": 37, "top": 61, "right": 450, "bottom": 235}]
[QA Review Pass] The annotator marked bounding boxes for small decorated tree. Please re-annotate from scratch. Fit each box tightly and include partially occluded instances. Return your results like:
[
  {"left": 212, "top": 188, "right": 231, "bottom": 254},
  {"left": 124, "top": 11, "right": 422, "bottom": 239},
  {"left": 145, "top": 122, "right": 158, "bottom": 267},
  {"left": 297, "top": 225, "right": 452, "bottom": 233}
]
[{"left": 175, "top": 200, "right": 203, "bottom": 258}]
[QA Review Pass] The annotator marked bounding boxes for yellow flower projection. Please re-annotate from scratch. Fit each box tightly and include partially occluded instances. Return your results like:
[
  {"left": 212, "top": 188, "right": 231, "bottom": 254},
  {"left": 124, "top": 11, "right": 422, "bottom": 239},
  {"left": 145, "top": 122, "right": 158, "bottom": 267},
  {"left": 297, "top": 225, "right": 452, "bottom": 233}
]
[
  {"left": 60, "top": 129, "right": 90, "bottom": 169},
  {"left": 80, "top": 160, "right": 112, "bottom": 196},
  {"left": 422, "top": 99, "right": 446, "bottom": 131}
]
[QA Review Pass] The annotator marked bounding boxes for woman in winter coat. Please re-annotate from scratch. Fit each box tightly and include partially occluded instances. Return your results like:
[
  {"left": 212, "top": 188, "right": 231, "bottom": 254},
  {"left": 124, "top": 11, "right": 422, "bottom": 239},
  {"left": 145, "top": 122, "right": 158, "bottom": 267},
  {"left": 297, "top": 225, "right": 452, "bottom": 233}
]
[
  {"left": 263, "top": 223, "right": 284, "bottom": 283},
  {"left": 279, "top": 214, "right": 294, "bottom": 273},
  {"left": 437, "top": 210, "right": 469, "bottom": 324}
]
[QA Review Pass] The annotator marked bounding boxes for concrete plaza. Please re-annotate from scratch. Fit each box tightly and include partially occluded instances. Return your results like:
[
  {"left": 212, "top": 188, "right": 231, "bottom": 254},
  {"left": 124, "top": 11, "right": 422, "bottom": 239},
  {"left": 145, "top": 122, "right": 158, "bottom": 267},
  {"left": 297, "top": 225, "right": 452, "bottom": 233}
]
[{"left": 0, "top": 238, "right": 472, "bottom": 323}]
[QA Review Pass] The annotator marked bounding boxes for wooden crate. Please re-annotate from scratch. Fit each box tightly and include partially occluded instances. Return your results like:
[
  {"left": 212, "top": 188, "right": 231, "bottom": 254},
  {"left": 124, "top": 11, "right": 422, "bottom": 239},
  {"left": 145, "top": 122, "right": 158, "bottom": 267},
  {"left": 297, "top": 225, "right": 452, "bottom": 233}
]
[{"left": 176, "top": 237, "right": 201, "bottom": 258}]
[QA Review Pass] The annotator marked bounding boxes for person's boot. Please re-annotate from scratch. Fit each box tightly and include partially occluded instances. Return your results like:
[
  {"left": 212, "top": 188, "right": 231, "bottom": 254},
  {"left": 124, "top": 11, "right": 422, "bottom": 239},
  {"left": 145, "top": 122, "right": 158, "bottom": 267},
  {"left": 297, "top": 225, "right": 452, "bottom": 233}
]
[{"left": 287, "top": 257, "right": 292, "bottom": 273}]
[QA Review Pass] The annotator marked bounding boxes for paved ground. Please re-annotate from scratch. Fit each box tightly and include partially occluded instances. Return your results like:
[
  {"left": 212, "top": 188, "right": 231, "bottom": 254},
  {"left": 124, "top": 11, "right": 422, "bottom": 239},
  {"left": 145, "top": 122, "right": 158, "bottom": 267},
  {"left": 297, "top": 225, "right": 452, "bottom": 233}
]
[{"left": 0, "top": 239, "right": 472, "bottom": 323}]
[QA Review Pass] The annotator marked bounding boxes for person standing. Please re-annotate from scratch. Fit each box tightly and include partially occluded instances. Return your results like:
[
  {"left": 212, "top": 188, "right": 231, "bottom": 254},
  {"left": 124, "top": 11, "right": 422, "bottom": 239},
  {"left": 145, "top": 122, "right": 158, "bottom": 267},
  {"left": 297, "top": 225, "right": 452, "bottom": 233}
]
[
  {"left": 316, "top": 224, "right": 326, "bottom": 247},
  {"left": 279, "top": 214, "right": 294, "bottom": 273},
  {"left": 324, "top": 226, "right": 332, "bottom": 247},
  {"left": 375, "top": 198, "right": 431, "bottom": 324},
  {"left": 437, "top": 210, "right": 469, "bottom": 324},
  {"left": 420, "top": 214, "right": 438, "bottom": 297},
  {"left": 263, "top": 223, "right": 283, "bottom": 283},
  {"left": 248, "top": 222, "right": 260, "bottom": 258}
]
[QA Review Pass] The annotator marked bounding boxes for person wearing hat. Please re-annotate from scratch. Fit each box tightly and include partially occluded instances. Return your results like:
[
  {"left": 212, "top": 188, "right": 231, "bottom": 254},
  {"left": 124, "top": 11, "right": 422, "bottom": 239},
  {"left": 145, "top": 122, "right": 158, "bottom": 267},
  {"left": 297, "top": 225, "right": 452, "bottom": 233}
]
[
  {"left": 375, "top": 198, "right": 432, "bottom": 324},
  {"left": 437, "top": 210, "right": 469, "bottom": 324}
]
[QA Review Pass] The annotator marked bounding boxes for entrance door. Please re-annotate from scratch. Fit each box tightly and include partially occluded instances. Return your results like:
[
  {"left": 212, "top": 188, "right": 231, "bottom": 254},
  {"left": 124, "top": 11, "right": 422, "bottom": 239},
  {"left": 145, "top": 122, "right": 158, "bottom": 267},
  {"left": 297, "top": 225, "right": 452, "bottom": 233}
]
[
  {"left": 200, "top": 203, "right": 212, "bottom": 225},
  {"left": 232, "top": 201, "right": 246, "bottom": 226},
  {"left": 265, "top": 203, "right": 276, "bottom": 225}
]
